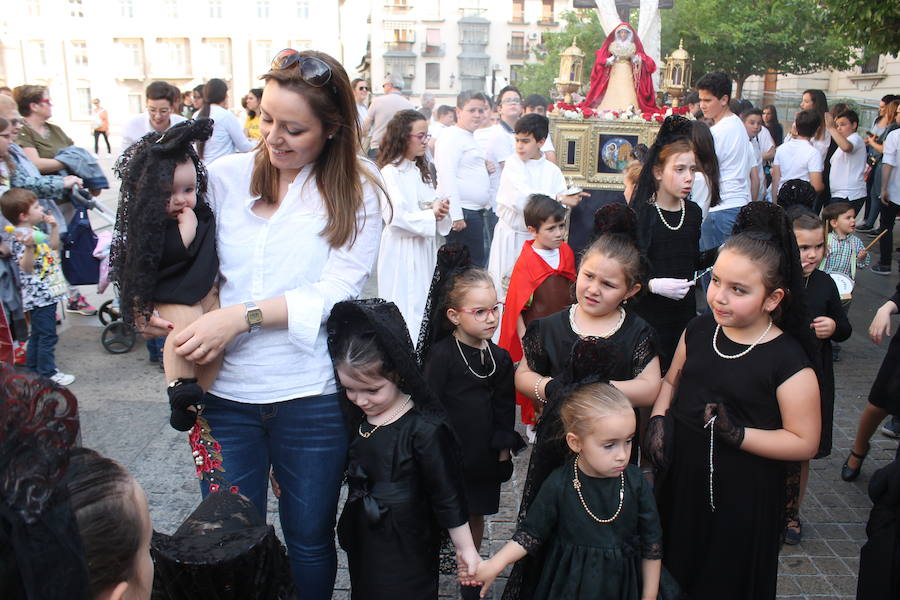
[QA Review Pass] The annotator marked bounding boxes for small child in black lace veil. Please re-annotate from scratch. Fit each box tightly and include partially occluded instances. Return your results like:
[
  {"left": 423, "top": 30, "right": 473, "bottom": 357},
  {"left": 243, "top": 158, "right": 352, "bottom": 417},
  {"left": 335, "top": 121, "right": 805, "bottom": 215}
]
[
  {"left": 327, "top": 299, "right": 481, "bottom": 598},
  {"left": 110, "top": 119, "right": 220, "bottom": 431},
  {"left": 466, "top": 338, "right": 682, "bottom": 600}
]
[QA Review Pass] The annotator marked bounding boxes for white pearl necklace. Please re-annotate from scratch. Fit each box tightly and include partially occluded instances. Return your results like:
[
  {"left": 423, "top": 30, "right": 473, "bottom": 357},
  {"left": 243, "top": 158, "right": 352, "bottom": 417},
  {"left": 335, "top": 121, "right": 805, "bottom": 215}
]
[
  {"left": 454, "top": 335, "right": 496, "bottom": 379},
  {"left": 654, "top": 197, "right": 685, "bottom": 231},
  {"left": 711, "top": 319, "right": 773, "bottom": 360},
  {"left": 569, "top": 305, "right": 626, "bottom": 339},
  {"left": 358, "top": 396, "right": 411, "bottom": 439},
  {"left": 572, "top": 455, "right": 625, "bottom": 523}
]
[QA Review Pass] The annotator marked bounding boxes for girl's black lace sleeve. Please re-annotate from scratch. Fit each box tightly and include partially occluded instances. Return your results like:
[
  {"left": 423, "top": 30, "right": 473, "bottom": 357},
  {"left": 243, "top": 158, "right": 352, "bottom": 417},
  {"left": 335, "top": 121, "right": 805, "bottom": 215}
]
[
  {"left": 522, "top": 320, "right": 550, "bottom": 374},
  {"left": 511, "top": 527, "right": 543, "bottom": 555}
]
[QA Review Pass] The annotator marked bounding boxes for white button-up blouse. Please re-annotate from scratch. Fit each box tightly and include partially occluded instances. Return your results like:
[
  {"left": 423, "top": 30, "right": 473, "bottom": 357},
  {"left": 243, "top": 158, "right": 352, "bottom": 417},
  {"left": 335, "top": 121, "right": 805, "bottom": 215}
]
[{"left": 206, "top": 151, "right": 382, "bottom": 403}]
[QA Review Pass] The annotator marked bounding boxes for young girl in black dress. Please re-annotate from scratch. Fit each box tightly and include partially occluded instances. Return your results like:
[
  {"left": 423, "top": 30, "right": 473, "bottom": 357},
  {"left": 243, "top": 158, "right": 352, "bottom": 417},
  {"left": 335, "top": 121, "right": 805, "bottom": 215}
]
[
  {"left": 470, "top": 375, "right": 680, "bottom": 600},
  {"left": 417, "top": 244, "right": 526, "bottom": 596},
  {"left": 783, "top": 212, "right": 850, "bottom": 544},
  {"left": 503, "top": 205, "right": 661, "bottom": 600},
  {"left": 111, "top": 119, "right": 220, "bottom": 431},
  {"left": 630, "top": 115, "right": 716, "bottom": 370},
  {"left": 327, "top": 299, "right": 480, "bottom": 599},
  {"left": 648, "top": 202, "right": 821, "bottom": 600}
]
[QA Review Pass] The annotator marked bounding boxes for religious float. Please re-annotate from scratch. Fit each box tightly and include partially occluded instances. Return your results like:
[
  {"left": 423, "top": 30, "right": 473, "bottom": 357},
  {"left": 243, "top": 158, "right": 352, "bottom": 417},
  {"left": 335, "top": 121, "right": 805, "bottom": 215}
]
[{"left": 548, "top": 20, "right": 692, "bottom": 252}]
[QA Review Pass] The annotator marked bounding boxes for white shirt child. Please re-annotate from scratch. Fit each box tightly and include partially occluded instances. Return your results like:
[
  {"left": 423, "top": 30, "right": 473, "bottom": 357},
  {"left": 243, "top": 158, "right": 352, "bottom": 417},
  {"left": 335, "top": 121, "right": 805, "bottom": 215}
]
[
  {"left": 829, "top": 131, "right": 867, "bottom": 200},
  {"left": 774, "top": 138, "right": 824, "bottom": 190}
]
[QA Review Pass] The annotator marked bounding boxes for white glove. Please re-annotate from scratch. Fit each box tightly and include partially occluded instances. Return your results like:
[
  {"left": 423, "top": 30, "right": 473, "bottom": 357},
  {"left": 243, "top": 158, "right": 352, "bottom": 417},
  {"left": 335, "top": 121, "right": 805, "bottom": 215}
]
[{"left": 649, "top": 278, "right": 695, "bottom": 300}]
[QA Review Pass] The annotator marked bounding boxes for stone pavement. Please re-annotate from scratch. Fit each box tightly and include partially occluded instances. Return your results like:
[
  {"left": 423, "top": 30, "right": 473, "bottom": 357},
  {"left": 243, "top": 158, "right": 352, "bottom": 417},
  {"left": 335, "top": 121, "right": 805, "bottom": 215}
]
[{"left": 57, "top": 152, "right": 898, "bottom": 599}]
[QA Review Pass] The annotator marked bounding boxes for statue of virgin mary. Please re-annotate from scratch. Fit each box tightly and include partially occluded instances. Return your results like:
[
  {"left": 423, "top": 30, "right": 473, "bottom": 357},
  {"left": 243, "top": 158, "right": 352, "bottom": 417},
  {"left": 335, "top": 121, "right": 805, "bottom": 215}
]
[{"left": 581, "top": 22, "right": 658, "bottom": 112}]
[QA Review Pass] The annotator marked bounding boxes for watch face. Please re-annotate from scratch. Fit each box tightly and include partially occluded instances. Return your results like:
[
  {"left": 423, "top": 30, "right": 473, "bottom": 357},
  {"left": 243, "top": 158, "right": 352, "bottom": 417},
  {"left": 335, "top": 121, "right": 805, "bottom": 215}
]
[{"left": 247, "top": 309, "right": 263, "bottom": 324}]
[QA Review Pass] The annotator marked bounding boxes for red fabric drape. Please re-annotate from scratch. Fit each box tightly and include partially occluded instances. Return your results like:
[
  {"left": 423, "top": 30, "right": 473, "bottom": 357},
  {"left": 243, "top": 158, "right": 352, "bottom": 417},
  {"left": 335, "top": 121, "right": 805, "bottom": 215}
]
[
  {"left": 581, "top": 22, "right": 658, "bottom": 113},
  {"left": 498, "top": 240, "right": 576, "bottom": 425}
]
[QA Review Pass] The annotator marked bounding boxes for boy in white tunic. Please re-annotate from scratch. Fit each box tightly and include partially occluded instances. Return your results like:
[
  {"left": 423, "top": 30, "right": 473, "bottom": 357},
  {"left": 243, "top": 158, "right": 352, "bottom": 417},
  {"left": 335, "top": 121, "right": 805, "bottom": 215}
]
[{"left": 487, "top": 114, "right": 584, "bottom": 301}]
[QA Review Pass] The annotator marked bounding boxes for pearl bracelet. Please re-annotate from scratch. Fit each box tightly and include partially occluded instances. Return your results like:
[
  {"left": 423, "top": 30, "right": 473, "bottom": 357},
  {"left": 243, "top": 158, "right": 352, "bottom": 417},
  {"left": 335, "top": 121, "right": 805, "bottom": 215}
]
[{"left": 534, "top": 376, "right": 548, "bottom": 404}]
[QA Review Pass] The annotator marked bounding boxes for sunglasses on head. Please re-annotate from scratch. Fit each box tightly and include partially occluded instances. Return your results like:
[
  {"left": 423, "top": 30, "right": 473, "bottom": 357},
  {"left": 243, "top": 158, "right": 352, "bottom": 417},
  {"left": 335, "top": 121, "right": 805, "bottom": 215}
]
[{"left": 270, "top": 49, "right": 332, "bottom": 88}]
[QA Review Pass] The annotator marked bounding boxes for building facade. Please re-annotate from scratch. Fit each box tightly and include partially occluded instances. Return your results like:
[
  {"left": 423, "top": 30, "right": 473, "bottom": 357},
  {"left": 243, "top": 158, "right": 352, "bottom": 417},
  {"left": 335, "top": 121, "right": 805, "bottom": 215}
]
[
  {"left": 0, "top": 0, "right": 576, "bottom": 136},
  {"left": 0, "top": 0, "right": 349, "bottom": 134},
  {"left": 369, "top": 0, "right": 578, "bottom": 106}
]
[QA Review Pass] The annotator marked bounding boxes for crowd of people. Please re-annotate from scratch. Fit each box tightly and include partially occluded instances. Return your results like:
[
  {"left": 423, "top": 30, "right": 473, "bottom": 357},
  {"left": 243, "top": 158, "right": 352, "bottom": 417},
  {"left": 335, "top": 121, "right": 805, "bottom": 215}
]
[{"left": 1, "top": 46, "right": 899, "bottom": 600}]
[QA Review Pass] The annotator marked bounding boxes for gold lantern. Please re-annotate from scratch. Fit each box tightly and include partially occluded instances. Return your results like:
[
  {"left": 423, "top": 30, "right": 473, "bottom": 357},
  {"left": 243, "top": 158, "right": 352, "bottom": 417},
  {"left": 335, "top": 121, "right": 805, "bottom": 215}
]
[
  {"left": 663, "top": 39, "right": 692, "bottom": 107},
  {"left": 555, "top": 38, "right": 584, "bottom": 104}
]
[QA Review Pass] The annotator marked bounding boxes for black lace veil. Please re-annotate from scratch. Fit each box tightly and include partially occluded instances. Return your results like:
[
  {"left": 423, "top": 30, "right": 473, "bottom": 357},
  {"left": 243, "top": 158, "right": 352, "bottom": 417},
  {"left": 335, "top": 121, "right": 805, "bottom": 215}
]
[
  {"left": 0, "top": 364, "right": 88, "bottom": 599},
  {"left": 327, "top": 298, "right": 449, "bottom": 430},
  {"left": 110, "top": 119, "right": 214, "bottom": 325},
  {"left": 415, "top": 243, "right": 472, "bottom": 367}
]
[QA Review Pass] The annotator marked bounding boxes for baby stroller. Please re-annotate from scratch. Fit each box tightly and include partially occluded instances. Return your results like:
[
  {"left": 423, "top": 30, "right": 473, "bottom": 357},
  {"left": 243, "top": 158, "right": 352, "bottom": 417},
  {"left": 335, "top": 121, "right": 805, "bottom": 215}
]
[{"left": 70, "top": 188, "right": 136, "bottom": 355}]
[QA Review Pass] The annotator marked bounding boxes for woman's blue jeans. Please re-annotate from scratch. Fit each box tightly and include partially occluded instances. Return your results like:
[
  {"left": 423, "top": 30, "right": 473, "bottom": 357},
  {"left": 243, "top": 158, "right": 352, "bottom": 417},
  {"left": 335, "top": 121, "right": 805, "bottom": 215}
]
[{"left": 200, "top": 392, "right": 348, "bottom": 599}]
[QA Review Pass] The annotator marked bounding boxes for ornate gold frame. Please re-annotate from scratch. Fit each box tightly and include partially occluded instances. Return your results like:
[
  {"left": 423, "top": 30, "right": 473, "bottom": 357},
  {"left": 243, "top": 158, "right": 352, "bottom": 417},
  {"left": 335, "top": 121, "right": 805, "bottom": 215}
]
[{"left": 550, "top": 116, "right": 661, "bottom": 190}]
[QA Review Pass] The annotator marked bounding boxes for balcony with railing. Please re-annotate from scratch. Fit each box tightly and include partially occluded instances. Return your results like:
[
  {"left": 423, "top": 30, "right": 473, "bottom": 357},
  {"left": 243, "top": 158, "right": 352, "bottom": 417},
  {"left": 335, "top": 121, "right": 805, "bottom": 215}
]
[
  {"left": 507, "top": 42, "right": 528, "bottom": 59},
  {"left": 385, "top": 40, "right": 415, "bottom": 52},
  {"left": 422, "top": 42, "right": 445, "bottom": 57}
]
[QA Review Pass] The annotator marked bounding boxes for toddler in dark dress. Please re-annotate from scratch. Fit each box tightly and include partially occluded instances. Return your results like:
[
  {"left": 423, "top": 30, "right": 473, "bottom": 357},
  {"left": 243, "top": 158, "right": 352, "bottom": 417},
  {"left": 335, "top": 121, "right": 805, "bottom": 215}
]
[
  {"left": 328, "top": 299, "right": 480, "bottom": 599},
  {"left": 111, "top": 120, "right": 220, "bottom": 431},
  {"left": 417, "top": 244, "right": 526, "bottom": 599},
  {"left": 468, "top": 374, "right": 680, "bottom": 600}
]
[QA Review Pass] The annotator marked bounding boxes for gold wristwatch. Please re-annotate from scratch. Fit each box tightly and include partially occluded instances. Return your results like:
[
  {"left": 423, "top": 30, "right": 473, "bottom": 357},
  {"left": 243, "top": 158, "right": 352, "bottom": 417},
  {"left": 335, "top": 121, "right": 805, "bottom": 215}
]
[{"left": 244, "top": 301, "right": 263, "bottom": 333}]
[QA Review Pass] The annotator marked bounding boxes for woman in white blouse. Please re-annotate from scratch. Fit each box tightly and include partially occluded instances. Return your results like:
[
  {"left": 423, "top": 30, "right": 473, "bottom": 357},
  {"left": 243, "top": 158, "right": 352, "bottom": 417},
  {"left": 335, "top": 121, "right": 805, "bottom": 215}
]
[
  {"left": 141, "top": 50, "right": 383, "bottom": 598},
  {"left": 376, "top": 109, "right": 451, "bottom": 340},
  {"left": 195, "top": 78, "right": 255, "bottom": 165}
]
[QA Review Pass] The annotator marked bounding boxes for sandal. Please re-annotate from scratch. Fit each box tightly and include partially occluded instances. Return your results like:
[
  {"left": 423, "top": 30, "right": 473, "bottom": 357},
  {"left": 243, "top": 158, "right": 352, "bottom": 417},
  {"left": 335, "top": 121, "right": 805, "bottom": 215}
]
[
  {"left": 840, "top": 447, "right": 868, "bottom": 482},
  {"left": 783, "top": 519, "right": 802, "bottom": 545}
]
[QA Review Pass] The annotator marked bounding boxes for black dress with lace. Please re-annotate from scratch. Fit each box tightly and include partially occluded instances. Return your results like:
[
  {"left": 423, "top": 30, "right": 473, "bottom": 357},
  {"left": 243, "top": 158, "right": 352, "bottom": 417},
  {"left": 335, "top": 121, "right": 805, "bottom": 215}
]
[
  {"left": 423, "top": 336, "right": 525, "bottom": 515},
  {"left": 502, "top": 308, "right": 658, "bottom": 600},
  {"left": 512, "top": 460, "right": 681, "bottom": 600},
  {"left": 657, "top": 314, "right": 811, "bottom": 600},
  {"left": 337, "top": 406, "right": 468, "bottom": 600}
]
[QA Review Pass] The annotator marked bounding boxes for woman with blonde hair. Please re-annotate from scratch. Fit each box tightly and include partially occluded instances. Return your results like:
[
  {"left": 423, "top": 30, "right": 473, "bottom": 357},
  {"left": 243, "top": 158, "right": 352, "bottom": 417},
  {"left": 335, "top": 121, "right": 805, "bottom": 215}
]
[{"left": 139, "top": 49, "right": 384, "bottom": 598}]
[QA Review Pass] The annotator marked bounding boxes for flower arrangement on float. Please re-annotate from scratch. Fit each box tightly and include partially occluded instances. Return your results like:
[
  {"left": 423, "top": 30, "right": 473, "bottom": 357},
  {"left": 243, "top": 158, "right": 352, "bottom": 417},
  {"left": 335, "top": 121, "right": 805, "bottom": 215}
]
[{"left": 550, "top": 102, "right": 692, "bottom": 122}]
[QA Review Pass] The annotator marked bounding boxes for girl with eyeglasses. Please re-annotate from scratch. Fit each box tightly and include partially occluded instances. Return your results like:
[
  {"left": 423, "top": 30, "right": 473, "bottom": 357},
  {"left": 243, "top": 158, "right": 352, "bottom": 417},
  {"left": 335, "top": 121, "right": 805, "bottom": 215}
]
[
  {"left": 138, "top": 49, "right": 385, "bottom": 599},
  {"left": 376, "top": 109, "right": 450, "bottom": 340},
  {"left": 417, "top": 244, "right": 526, "bottom": 599}
]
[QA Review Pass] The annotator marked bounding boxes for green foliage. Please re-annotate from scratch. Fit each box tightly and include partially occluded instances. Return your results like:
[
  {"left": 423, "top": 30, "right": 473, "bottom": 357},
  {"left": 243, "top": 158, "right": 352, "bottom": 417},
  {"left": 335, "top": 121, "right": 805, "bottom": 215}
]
[
  {"left": 516, "top": 10, "right": 607, "bottom": 98},
  {"left": 819, "top": 1, "right": 900, "bottom": 58},
  {"left": 659, "top": 0, "right": 854, "bottom": 93}
]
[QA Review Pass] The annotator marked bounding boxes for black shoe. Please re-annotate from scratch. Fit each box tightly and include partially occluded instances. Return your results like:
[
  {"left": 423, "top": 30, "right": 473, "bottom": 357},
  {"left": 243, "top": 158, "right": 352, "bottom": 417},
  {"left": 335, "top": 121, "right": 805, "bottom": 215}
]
[
  {"left": 783, "top": 520, "right": 802, "bottom": 545},
  {"left": 841, "top": 447, "right": 868, "bottom": 481},
  {"left": 167, "top": 378, "right": 203, "bottom": 431},
  {"left": 856, "top": 225, "right": 875, "bottom": 233},
  {"left": 872, "top": 264, "right": 892, "bottom": 276}
]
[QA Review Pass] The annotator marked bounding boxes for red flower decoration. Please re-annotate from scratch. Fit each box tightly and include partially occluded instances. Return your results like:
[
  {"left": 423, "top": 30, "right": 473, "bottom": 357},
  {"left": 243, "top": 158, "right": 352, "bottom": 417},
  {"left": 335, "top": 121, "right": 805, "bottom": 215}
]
[
  {"left": 230, "top": 486, "right": 240, "bottom": 494},
  {"left": 209, "top": 483, "right": 220, "bottom": 493}
]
